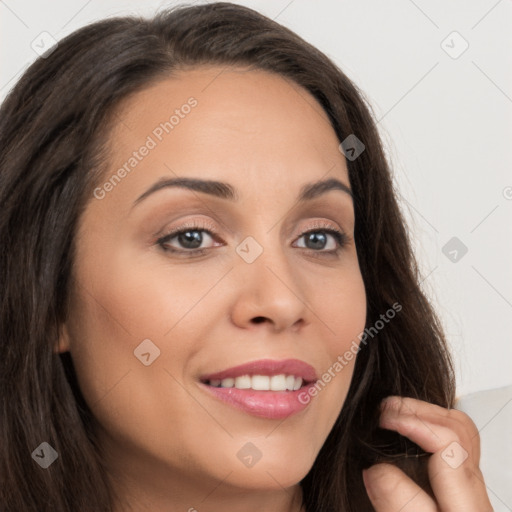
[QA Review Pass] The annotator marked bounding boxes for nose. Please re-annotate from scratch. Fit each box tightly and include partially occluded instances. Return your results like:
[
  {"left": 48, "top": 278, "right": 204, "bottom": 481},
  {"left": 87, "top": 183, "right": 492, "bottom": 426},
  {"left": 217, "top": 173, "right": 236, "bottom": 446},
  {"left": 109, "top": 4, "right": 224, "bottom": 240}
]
[{"left": 229, "top": 240, "right": 309, "bottom": 333}]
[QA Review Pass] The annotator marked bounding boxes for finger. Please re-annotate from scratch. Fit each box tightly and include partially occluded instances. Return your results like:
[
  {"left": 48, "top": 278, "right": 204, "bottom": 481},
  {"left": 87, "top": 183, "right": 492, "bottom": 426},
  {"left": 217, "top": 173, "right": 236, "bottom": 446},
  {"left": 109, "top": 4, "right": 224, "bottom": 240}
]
[
  {"left": 362, "top": 463, "right": 438, "bottom": 512},
  {"left": 428, "top": 449, "right": 493, "bottom": 512},
  {"left": 379, "top": 397, "right": 493, "bottom": 512},
  {"left": 380, "top": 396, "right": 481, "bottom": 462}
]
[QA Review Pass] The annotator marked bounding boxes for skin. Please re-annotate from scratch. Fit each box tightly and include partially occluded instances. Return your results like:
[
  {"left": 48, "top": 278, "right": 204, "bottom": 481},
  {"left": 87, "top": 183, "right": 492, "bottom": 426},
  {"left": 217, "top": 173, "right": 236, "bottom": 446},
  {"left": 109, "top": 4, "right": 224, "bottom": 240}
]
[
  {"left": 56, "top": 66, "right": 492, "bottom": 511},
  {"left": 363, "top": 397, "right": 493, "bottom": 511},
  {"left": 58, "top": 66, "right": 367, "bottom": 512}
]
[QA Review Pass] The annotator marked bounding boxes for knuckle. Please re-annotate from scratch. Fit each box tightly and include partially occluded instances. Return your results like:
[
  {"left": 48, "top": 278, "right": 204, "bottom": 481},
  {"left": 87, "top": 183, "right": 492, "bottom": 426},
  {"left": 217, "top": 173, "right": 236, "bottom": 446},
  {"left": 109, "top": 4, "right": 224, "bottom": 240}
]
[
  {"left": 450, "top": 409, "right": 480, "bottom": 438},
  {"left": 371, "top": 465, "right": 403, "bottom": 494}
]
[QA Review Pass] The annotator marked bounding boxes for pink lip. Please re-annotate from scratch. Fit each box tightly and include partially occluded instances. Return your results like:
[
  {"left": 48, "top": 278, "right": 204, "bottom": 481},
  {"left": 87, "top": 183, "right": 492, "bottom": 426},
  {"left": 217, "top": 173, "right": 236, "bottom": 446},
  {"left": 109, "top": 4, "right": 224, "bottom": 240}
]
[
  {"left": 200, "top": 358, "right": 318, "bottom": 382},
  {"left": 199, "top": 358, "right": 318, "bottom": 420}
]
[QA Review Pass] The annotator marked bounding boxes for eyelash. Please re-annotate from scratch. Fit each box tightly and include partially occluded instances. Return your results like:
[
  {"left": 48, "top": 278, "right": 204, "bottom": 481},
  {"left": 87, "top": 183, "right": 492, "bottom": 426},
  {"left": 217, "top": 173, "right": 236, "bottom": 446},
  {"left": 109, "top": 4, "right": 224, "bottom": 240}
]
[{"left": 156, "top": 220, "right": 350, "bottom": 258}]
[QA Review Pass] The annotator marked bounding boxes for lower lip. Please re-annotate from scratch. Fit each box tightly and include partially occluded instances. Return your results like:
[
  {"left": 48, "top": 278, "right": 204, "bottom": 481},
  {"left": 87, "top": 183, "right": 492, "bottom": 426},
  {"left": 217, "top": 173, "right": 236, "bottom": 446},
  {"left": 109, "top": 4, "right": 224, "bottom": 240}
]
[{"left": 199, "top": 382, "right": 316, "bottom": 419}]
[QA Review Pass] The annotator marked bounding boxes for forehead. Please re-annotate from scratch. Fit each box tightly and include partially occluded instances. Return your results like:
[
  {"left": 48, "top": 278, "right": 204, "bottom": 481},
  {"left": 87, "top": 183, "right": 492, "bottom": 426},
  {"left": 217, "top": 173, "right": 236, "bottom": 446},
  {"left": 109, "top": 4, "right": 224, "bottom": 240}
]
[{"left": 101, "top": 66, "right": 349, "bottom": 206}]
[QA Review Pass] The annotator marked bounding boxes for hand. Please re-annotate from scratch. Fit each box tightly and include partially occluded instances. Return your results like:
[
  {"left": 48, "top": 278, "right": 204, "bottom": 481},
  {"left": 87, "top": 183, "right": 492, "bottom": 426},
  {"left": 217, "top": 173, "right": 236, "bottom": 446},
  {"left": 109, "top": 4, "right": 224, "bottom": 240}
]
[{"left": 362, "top": 396, "right": 494, "bottom": 511}]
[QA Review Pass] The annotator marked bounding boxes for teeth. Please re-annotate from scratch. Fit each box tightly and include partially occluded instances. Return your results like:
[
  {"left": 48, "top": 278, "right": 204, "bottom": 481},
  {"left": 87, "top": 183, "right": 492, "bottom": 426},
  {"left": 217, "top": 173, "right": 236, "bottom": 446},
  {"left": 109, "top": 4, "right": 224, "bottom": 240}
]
[
  {"left": 220, "top": 377, "right": 234, "bottom": 388},
  {"left": 210, "top": 374, "right": 305, "bottom": 391},
  {"left": 269, "top": 374, "right": 286, "bottom": 391},
  {"left": 234, "top": 375, "right": 251, "bottom": 389},
  {"left": 251, "top": 375, "right": 270, "bottom": 390}
]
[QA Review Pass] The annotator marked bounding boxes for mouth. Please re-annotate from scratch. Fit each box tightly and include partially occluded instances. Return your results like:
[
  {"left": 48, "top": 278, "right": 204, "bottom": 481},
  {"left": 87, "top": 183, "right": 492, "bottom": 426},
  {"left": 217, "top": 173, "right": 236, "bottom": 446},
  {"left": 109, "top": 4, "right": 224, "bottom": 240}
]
[
  {"left": 203, "top": 374, "right": 312, "bottom": 391},
  {"left": 199, "top": 358, "right": 318, "bottom": 419}
]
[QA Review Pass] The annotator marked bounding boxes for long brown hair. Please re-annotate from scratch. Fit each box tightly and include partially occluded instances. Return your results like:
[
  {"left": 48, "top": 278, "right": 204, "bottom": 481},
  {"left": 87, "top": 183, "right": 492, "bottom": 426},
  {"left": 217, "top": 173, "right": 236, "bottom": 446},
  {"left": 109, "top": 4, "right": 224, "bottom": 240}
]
[{"left": 0, "top": 3, "right": 455, "bottom": 510}]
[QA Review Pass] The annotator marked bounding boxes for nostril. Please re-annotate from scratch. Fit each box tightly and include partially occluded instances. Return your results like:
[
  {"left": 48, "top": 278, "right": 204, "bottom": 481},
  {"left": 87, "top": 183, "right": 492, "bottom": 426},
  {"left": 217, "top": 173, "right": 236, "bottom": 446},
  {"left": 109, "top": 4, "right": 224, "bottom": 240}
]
[{"left": 252, "top": 317, "right": 266, "bottom": 324}]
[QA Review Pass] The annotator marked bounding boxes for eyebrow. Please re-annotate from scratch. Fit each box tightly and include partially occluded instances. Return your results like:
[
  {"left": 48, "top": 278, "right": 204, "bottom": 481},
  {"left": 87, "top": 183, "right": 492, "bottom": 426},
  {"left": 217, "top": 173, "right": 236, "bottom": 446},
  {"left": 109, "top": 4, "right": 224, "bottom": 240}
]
[{"left": 132, "top": 176, "right": 353, "bottom": 208}]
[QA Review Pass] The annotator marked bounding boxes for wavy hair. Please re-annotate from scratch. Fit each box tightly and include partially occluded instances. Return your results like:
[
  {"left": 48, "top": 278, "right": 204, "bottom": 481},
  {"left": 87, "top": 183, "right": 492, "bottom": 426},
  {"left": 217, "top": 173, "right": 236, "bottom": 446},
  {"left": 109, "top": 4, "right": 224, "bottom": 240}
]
[{"left": 0, "top": 3, "right": 455, "bottom": 510}]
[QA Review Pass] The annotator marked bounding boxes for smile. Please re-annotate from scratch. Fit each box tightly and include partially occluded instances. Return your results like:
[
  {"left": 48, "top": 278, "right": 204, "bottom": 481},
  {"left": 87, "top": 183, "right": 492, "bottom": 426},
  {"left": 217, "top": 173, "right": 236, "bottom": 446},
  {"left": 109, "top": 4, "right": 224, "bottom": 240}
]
[
  {"left": 206, "top": 374, "right": 304, "bottom": 391},
  {"left": 199, "top": 358, "right": 318, "bottom": 419}
]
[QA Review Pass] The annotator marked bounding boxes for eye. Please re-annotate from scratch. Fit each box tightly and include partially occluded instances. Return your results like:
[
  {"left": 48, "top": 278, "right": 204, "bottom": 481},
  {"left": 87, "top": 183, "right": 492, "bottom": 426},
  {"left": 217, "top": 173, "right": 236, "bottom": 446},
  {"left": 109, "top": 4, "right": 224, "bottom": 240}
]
[
  {"left": 294, "top": 227, "right": 349, "bottom": 253},
  {"left": 157, "top": 222, "right": 220, "bottom": 255},
  {"left": 156, "top": 220, "right": 350, "bottom": 257}
]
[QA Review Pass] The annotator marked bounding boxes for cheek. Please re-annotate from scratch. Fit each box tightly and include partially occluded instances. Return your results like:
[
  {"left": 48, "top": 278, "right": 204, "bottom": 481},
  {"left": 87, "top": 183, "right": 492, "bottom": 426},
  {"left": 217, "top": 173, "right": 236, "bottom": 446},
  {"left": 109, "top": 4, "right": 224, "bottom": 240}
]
[
  {"left": 304, "top": 267, "right": 367, "bottom": 420},
  {"left": 64, "top": 265, "right": 208, "bottom": 462},
  {"left": 65, "top": 248, "right": 225, "bottom": 418},
  {"left": 312, "top": 265, "right": 367, "bottom": 352}
]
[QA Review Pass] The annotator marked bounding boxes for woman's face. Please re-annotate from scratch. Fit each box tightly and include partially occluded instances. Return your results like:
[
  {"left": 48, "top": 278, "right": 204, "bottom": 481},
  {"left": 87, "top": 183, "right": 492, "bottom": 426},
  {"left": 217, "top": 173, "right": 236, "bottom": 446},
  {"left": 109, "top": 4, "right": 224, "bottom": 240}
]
[{"left": 59, "top": 66, "right": 367, "bottom": 503}]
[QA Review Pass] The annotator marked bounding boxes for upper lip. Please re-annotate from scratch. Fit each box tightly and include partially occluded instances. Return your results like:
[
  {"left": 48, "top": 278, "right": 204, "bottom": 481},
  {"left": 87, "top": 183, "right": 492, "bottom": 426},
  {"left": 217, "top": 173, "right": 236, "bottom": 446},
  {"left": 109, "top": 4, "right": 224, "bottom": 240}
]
[{"left": 200, "top": 358, "right": 318, "bottom": 383}]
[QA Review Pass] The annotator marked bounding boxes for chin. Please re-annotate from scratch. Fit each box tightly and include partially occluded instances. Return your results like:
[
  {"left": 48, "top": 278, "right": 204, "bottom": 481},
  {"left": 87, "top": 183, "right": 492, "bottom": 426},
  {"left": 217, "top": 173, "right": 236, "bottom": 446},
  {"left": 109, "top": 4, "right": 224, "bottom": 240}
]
[
  {"left": 223, "top": 462, "right": 311, "bottom": 491},
  {"left": 201, "top": 439, "right": 317, "bottom": 491}
]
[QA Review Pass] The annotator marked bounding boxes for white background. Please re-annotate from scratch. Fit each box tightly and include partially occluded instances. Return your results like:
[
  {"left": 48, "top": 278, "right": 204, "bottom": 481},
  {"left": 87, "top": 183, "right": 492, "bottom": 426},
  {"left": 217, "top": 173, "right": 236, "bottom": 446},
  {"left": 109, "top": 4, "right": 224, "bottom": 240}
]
[{"left": 1, "top": 0, "right": 511, "bottom": 397}]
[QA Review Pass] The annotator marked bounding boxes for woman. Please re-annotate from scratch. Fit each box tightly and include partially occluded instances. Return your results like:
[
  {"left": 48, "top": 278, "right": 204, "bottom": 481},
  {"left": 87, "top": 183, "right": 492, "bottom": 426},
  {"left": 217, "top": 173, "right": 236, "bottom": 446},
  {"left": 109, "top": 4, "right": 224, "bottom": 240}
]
[{"left": 0, "top": 3, "right": 492, "bottom": 511}]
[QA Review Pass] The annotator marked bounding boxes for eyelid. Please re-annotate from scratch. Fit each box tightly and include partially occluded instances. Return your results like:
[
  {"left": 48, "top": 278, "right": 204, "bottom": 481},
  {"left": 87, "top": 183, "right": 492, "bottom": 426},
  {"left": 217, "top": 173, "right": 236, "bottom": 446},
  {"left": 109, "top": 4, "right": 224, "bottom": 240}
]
[
  {"left": 157, "top": 217, "right": 346, "bottom": 242},
  {"left": 156, "top": 216, "right": 350, "bottom": 257},
  {"left": 299, "top": 219, "right": 343, "bottom": 233},
  {"left": 155, "top": 218, "right": 219, "bottom": 241}
]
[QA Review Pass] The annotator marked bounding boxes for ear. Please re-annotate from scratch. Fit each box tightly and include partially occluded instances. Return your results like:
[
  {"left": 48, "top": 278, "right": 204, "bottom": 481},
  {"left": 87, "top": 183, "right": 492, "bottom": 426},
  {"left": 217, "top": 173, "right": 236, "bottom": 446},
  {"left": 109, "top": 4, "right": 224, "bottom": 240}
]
[{"left": 54, "top": 323, "right": 71, "bottom": 353}]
